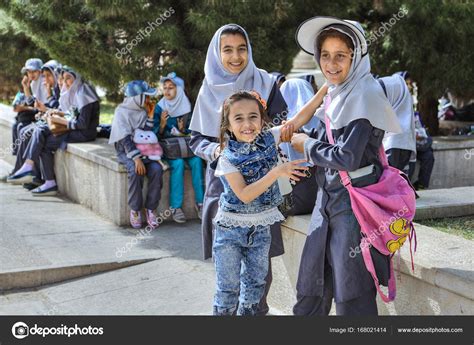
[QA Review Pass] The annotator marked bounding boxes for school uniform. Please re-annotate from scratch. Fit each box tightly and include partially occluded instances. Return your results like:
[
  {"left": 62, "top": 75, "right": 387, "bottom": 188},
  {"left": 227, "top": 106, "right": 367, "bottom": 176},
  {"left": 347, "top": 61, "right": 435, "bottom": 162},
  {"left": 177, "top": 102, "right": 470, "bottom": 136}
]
[
  {"left": 154, "top": 75, "right": 204, "bottom": 210},
  {"left": 110, "top": 94, "right": 163, "bottom": 212},
  {"left": 13, "top": 85, "right": 61, "bottom": 175},
  {"left": 293, "top": 119, "right": 390, "bottom": 315},
  {"left": 189, "top": 24, "right": 288, "bottom": 315},
  {"left": 11, "top": 92, "right": 37, "bottom": 156},
  {"left": 379, "top": 74, "right": 416, "bottom": 172},
  {"left": 25, "top": 101, "right": 100, "bottom": 180},
  {"left": 293, "top": 18, "right": 403, "bottom": 315}
]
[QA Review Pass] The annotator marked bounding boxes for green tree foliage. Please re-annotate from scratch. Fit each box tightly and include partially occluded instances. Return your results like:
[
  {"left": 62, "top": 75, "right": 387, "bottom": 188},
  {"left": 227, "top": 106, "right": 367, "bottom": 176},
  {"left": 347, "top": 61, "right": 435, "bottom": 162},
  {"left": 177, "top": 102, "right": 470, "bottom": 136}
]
[
  {"left": 1, "top": 1, "right": 472, "bottom": 133},
  {"left": 0, "top": 0, "right": 333, "bottom": 100},
  {"left": 0, "top": 10, "right": 50, "bottom": 100}
]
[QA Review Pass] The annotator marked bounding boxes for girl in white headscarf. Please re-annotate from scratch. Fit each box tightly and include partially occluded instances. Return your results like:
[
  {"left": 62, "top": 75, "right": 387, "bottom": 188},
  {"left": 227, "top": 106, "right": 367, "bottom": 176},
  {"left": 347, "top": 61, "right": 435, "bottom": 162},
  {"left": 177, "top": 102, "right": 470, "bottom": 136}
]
[
  {"left": 287, "top": 17, "right": 401, "bottom": 316},
  {"left": 379, "top": 73, "right": 416, "bottom": 172},
  {"left": 153, "top": 73, "right": 203, "bottom": 224},
  {"left": 8, "top": 66, "right": 100, "bottom": 197},
  {"left": 110, "top": 80, "right": 164, "bottom": 230},
  {"left": 189, "top": 24, "right": 288, "bottom": 315}
]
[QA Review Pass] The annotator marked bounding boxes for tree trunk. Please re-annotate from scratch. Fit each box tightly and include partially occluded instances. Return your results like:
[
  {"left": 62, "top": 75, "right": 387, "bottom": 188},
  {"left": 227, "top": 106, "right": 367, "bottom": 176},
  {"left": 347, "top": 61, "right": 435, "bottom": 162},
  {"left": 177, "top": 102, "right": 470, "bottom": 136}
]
[{"left": 418, "top": 96, "right": 439, "bottom": 136}]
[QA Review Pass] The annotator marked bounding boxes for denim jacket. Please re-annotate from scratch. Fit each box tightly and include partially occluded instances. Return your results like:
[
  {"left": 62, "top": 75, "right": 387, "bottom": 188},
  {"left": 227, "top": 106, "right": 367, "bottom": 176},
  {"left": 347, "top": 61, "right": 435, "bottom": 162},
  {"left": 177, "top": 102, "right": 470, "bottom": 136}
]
[{"left": 219, "top": 130, "right": 283, "bottom": 214}]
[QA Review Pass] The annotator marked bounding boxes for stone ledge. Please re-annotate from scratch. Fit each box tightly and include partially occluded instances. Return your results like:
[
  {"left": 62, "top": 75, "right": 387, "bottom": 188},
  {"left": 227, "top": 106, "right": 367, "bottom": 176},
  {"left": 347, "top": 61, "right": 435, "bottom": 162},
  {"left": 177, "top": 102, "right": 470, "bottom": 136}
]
[
  {"left": 66, "top": 139, "right": 126, "bottom": 173},
  {"left": 0, "top": 104, "right": 202, "bottom": 226},
  {"left": 433, "top": 136, "right": 474, "bottom": 151},
  {"left": 276, "top": 214, "right": 474, "bottom": 315}
]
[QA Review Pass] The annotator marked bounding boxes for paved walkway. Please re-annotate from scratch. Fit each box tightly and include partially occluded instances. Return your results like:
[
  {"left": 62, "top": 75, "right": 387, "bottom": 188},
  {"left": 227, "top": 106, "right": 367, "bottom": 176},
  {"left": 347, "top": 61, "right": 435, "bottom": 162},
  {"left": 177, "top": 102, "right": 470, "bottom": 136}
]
[
  {"left": 0, "top": 159, "right": 215, "bottom": 315},
  {"left": 1, "top": 158, "right": 473, "bottom": 316}
]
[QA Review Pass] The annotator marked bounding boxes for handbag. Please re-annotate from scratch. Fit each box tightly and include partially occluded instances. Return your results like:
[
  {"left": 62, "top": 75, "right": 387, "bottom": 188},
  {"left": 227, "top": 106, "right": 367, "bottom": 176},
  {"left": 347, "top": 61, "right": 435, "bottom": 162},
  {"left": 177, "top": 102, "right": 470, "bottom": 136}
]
[
  {"left": 159, "top": 135, "right": 194, "bottom": 159},
  {"left": 324, "top": 96, "right": 417, "bottom": 303},
  {"left": 47, "top": 116, "right": 69, "bottom": 136}
]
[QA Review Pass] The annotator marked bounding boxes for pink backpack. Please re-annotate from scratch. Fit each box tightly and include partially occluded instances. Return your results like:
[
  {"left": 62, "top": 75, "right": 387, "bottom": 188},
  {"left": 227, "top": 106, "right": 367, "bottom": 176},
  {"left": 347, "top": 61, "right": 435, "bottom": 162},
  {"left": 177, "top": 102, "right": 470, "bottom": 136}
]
[{"left": 324, "top": 98, "right": 417, "bottom": 302}]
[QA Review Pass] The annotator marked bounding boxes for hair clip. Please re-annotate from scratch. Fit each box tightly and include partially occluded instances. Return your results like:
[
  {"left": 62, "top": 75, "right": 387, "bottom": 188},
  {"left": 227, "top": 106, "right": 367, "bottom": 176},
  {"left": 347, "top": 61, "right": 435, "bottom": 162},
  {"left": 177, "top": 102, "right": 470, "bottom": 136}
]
[{"left": 250, "top": 90, "right": 267, "bottom": 110}]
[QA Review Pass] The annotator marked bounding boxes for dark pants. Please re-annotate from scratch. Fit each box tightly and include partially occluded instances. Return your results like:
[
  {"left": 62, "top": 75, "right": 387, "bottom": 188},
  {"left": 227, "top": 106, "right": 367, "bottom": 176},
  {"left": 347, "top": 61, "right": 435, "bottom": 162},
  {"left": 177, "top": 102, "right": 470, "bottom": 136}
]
[
  {"left": 293, "top": 258, "right": 378, "bottom": 316},
  {"left": 386, "top": 148, "right": 411, "bottom": 173},
  {"left": 409, "top": 148, "right": 435, "bottom": 188},
  {"left": 13, "top": 123, "right": 43, "bottom": 181},
  {"left": 25, "top": 126, "right": 67, "bottom": 180},
  {"left": 120, "top": 157, "right": 164, "bottom": 211},
  {"left": 12, "top": 111, "right": 37, "bottom": 155}
]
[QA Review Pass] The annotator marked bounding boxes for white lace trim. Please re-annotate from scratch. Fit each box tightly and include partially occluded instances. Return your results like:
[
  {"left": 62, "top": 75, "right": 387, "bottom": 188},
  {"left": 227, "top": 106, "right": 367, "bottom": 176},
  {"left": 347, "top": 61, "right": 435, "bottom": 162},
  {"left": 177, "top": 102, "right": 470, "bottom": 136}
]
[{"left": 215, "top": 207, "right": 285, "bottom": 228}]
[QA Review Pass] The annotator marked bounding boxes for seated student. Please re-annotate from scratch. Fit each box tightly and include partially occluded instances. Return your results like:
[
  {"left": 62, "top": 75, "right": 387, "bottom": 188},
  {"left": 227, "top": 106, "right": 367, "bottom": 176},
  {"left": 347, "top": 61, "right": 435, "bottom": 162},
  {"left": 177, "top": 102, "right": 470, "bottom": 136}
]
[
  {"left": 110, "top": 80, "right": 164, "bottom": 229},
  {"left": 12, "top": 58, "right": 48, "bottom": 155},
  {"left": 36, "top": 60, "right": 62, "bottom": 112},
  {"left": 154, "top": 73, "right": 204, "bottom": 223},
  {"left": 7, "top": 66, "right": 100, "bottom": 196},
  {"left": 10, "top": 61, "right": 64, "bottom": 190},
  {"left": 279, "top": 78, "right": 322, "bottom": 215},
  {"left": 378, "top": 73, "right": 416, "bottom": 173}
]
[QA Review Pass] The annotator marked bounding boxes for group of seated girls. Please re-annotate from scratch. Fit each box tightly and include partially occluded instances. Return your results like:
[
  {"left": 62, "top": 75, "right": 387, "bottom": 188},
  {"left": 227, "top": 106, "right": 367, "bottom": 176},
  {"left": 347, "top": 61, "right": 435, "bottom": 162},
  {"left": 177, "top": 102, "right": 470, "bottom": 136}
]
[
  {"left": 7, "top": 58, "right": 100, "bottom": 196},
  {"left": 6, "top": 59, "right": 205, "bottom": 229},
  {"left": 108, "top": 74, "right": 205, "bottom": 229}
]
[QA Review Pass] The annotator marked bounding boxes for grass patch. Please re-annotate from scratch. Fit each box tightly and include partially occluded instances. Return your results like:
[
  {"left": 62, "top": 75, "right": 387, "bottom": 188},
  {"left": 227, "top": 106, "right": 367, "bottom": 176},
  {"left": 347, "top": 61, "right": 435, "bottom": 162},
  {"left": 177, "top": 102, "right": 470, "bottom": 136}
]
[
  {"left": 100, "top": 99, "right": 117, "bottom": 125},
  {"left": 417, "top": 215, "right": 474, "bottom": 241}
]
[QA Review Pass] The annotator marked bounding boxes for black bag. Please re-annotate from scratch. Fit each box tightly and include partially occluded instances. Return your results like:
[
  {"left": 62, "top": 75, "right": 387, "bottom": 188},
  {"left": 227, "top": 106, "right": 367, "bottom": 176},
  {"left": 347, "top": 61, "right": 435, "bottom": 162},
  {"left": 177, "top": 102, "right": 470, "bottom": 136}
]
[{"left": 160, "top": 136, "right": 194, "bottom": 159}]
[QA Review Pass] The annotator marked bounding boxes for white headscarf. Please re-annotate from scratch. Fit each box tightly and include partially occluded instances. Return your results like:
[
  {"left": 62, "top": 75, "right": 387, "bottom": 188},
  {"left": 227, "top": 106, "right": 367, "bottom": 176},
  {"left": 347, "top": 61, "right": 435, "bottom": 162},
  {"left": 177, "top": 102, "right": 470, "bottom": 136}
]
[
  {"left": 157, "top": 81, "right": 191, "bottom": 118},
  {"left": 314, "top": 23, "right": 401, "bottom": 134},
  {"left": 109, "top": 94, "right": 148, "bottom": 144},
  {"left": 189, "top": 24, "right": 276, "bottom": 138},
  {"left": 59, "top": 69, "right": 99, "bottom": 112},
  {"left": 381, "top": 74, "right": 416, "bottom": 153},
  {"left": 280, "top": 78, "right": 319, "bottom": 163},
  {"left": 30, "top": 74, "right": 49, "bottom": 104},
  {"left": 41, "top": 60, "right": 61, "bottom": 89}
]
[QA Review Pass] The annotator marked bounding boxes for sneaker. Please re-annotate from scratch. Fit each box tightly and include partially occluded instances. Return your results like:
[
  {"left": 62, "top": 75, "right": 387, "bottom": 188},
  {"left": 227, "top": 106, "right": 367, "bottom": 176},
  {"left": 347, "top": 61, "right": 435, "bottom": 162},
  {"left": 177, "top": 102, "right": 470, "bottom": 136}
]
[
  {"left": 170, "top": 207, "right": 186, "bottom": 223},
  {"left": 146, "top": 209, "right": 160, "bottom": 229},
  {"left": 130, "top": 210, "right": 142, "bottom": 229},
  {"left": 195, "top": 203, "right": 203, "bottom": 220},
  {"left": 7, "top": 171, "right": 34, "bottom": 185}
]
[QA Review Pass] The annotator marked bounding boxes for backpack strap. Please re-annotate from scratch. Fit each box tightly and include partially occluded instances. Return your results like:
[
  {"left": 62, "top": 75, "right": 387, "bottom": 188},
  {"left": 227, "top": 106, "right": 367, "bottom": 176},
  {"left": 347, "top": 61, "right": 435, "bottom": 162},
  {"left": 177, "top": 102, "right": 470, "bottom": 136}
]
[
  {"left": 323, "top": 95, "right": 389, "bottom": 185},
  {"left": 361, "top": 239, "right": 397, "bottom": 302}
]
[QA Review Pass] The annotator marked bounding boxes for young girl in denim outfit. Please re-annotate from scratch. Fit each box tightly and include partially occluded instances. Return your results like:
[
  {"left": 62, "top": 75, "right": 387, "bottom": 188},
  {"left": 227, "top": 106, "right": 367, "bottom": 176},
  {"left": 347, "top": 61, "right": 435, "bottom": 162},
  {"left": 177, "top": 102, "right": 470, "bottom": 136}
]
[{"left": 212, "top": 91, "right": 306, "bottom": 315}]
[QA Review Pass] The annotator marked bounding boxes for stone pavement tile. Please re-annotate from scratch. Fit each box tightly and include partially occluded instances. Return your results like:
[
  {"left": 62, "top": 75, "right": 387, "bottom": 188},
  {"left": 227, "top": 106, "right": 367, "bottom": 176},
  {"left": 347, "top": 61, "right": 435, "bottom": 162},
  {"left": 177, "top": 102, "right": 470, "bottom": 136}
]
[{"left": 0, "top": 258, "right": 215, "bottom": 315}]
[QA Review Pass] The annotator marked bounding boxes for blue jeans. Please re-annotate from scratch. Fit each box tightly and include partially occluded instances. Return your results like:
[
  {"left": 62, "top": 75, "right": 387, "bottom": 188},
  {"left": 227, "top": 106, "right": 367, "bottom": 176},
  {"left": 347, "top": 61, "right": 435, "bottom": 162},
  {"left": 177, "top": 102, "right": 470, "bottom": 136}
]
[
  {"left": 167, "top": 156, "right": 204, "bottom": 209},
  {"left": 212, "top": 223, "right": 271, "bottom": 316}
]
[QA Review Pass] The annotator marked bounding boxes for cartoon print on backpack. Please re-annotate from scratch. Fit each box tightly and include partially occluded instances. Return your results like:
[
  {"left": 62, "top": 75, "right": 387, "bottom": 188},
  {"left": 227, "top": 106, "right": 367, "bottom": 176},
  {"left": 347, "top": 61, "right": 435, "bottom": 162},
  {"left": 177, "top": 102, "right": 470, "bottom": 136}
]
[{"left": 386, "top": 218, "right": 410, "bottom": 253}]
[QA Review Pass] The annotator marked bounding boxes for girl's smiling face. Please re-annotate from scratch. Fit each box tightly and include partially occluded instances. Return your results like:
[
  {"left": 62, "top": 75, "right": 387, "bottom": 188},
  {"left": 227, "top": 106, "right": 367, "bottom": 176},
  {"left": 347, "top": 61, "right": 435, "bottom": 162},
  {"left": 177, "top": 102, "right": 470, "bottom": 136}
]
[
  {"left": 162, "top": 80, "right": 177, "bottom": 100},
  {"left": 63, "top": 72, "right": 75, "bottom": 89},
  {"left": 227, "top": 99, "right": 262, "bottom": 143},
  {"left": 42, "top": 70, "right": 55, "bottom": 88},
  {"left": 220, "top": 33, "right": 248, "bottom": 75},
  {"left": 320, "top": 37, "right": 353, "bottom": 85}
]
